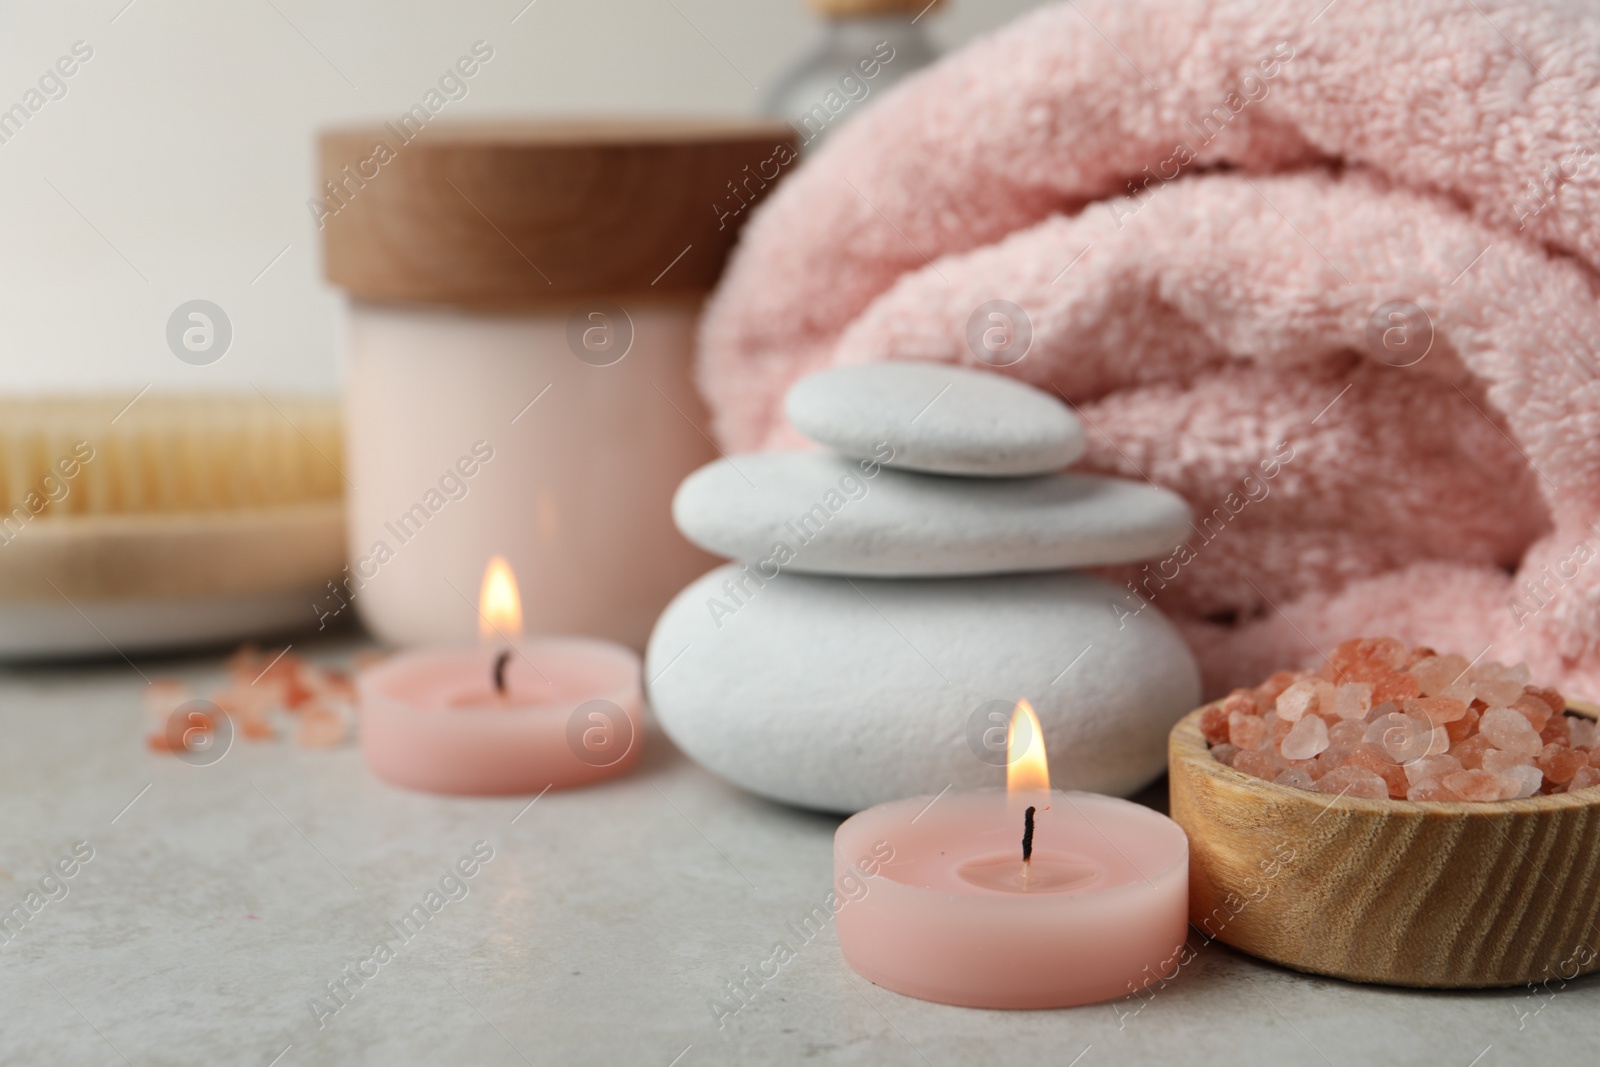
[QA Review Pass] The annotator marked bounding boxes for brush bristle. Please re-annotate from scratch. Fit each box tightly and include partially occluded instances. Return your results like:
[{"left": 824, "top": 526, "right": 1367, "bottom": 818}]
[{"left": 0, "top": 394, "right": 343, "bottom": 518}]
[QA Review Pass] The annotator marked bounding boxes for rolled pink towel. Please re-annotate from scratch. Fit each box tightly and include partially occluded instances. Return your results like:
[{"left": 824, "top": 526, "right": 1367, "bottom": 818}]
[{"left": 699, "top": 0, "right": 1600, "bottom": 698}]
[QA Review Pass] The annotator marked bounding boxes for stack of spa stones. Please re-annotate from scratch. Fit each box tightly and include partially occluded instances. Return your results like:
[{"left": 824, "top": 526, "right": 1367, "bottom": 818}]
[{"left": 646, "top": 361, "right": 1202, "bottom": 813}]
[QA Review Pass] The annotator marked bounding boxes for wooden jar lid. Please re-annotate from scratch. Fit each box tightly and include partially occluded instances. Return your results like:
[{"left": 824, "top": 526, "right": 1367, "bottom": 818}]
[{"left": 319, "top": 119, "right": 797, "bottom": 308}]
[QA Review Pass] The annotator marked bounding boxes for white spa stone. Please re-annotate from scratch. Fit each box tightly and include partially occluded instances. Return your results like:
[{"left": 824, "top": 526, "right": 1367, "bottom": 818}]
[
  {"left": 673, "top": 451, "right": 1192, "bottom": 576},
  {"left": 646, "top": 565, "right": 1200, "bottom": 812},
  {"left": 783, "top": 361, "right": 1086, "bottom": 476}
]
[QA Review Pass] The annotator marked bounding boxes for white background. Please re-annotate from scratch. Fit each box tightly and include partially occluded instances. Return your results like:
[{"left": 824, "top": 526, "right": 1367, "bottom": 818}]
[{"left": 0, "top": 0, "right": 1045, "bottom": 398}]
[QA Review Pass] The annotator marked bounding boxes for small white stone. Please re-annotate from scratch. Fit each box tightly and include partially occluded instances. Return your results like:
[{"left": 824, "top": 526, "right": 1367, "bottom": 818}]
[
  {"left": 784, "top": 361, "right": 1086, "bottom": 477},
  {"left": 646, "top": 565, "right": 1201, "bottom": 812},
  {"left": 673, "top": 451, "right": 1193, "bottom": 576}
]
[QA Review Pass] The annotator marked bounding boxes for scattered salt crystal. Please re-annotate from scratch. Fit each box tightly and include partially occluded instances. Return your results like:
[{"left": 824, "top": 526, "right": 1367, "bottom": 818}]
[
  {"left": 1233, "top": 748, "right": 1285, "bottom": 780},
  {"left": 1454, "top": 733, "right": 1493, "bottom": 770},
  {"left": 1480, "top": 707, "right": 1542, "bottom": 758},
  {"left": 1199, "top": 704, "right": 1232, "bottom": 745},
  {"left": 1274, "top": 767, "right": 1316, "bottom": 790},
  {"left": 1511, "top": 693, "right": 1554, "bottom": 731},
  {"left": 1210, "top": 743, "right": 1240, "bottom": 766},
  {"left": 1481, "top": 748, "right": 1525, "bottom": 776},
  {"left": 1281, "top": 714, "right": 1330, "bottom": 760},
  {"left": 1407, "top": 778, "right": 1457, "bottom": 801},
  {"left": 1333, "top": 682, "right": 1374, "bottom": 721}
]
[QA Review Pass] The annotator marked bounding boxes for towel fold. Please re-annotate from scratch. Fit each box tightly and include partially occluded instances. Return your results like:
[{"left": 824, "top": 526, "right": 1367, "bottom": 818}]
[{"left": 698, "top": 0, "right": 1600, "bottom": 697}]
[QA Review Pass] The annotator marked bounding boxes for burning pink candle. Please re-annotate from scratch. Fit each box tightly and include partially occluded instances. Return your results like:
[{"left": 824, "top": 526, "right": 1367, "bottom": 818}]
[
  {"left": 358, "top": 557, "right": 642, "bottom": 795},
  {"left": 834, "top": 701, "right": 1189, "bottom": 1008}
]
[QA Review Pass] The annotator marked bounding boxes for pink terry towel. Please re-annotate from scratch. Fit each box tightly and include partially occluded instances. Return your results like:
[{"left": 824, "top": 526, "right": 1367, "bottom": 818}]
[{"left": 698, "top": 0, "right": 1600, "bottom": 699}]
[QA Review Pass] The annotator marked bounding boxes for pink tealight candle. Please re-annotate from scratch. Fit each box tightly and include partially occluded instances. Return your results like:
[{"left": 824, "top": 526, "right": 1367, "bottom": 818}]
[
  {"left": 358, "top": 558, "right": 642, "bottom": 795},
  {"left": 833, "top": 701, "right": 1189, "bottom": 1009}
]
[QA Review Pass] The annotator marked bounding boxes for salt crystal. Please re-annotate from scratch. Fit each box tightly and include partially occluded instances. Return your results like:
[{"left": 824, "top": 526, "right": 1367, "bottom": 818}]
[
  {"left": 1480, "top": 707, "right": 1542, "bottom": 758},
  {"left": 1219, "top": 690, "right": 1259, "bottom": 717},
  {"left": 1314, "top": 765, "right": 1389, "bottom": 799},
  {"left": 1407, "top": 778, "right": 1457, "bottom": 801},
  {"left": 1570, "top": 717, "right": 1599, "bottom": 749},
  {"left": 1281, "top": 714, "right": 1330, "bottom": 760},
  {"left": 1481, "top": 747, "right": 1526, "bottom": 776},
  {"left": 1536, "top": 743, "right": 1583, "bottom": 785},
  {"left": 1210, "top": 743, "right": 1240, "bottom": 766},
  {"left": 1569, "top": 766, "right": 1600, "bottom": 792},
  {"left": 1328, "top": 720, "right": 1366, "bottom": 747},
  {"left": 1407, "top": 695, "right": 1468, "bottom": 725},
  {"left": 1404, "top": 754, "right": 1462, "bottom": 785},
  {"left": 1443, "top": 768, "right": 1504, "bottom": 801},
  {"left": 1233, "top": 748, "right": 1286, "bottom": 780},
  {"left": 1347, "top": 744, "right": 1408, "bottom": 797},
  {"left": 1511, "top": 693, "right": 1554, "bottom": 731},
  {"left": 1276, "top": 679, "right": 1330, "bottom": 722},
  {"left": 1229, "top": 710, "right": 1267, "bottom": 750},
  {"left": 1454, "top": 734, "right": 1493, "bottom": 770},
  {"left": 1499, "top": 764, "right": 1544, "bottom": 800},
  {"left": 1540, "top": 715, "right": 1573, "bottom": 746},
  {"left": 1473, "top": 661, "right": 1530, "bottom": 708},
  {"left": 1411, "top": 654, "right": 1470, "bottom": 697},
  {"left": 1445, "top": 706, "right": 1481, "bottom": 744},
  {"left": 1274, "top": 767, "right": 1316, "bottom": 790},
  {"left": 1199, "top": 704, "right": 1232, "bottom": 745},
  {"left": 1332, "top": 682, "right": 1374, "bottom": 721}
]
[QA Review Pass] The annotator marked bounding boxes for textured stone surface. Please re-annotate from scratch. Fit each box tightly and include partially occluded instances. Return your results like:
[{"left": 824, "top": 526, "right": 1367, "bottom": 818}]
[
  {"left": 674, "top": 452, "right": 1193, "bottom": 576},
  {"left": 647, "top": 566, "right": 1201, "bottom": 812},
  {"left": 784, "top": 361, "right": 1085, "bottom": 476}
]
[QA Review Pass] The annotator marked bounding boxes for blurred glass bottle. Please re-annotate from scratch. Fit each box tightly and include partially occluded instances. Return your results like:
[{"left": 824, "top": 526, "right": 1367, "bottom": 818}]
[{"left": 762, "top": 0, "right": 942, "bottom": 150}]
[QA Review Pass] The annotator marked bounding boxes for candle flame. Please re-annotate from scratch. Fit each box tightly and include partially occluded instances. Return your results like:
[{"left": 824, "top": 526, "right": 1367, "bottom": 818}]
[
  {"left": 1006, "top": 699, "right": 1050, "bottom": 794},
  {"left": 478, "top": 556, "right": 523, "bottom": 643}
]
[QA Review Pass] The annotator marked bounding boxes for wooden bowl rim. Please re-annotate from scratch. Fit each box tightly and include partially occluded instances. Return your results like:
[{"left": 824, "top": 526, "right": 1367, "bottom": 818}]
[{"left": 1171, "top": 698, "right": 1600, "bottom": 818}]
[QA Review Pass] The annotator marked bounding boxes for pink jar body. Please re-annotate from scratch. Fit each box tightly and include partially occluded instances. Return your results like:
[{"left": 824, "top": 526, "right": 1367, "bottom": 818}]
[{"left": 344, "top": 299, "right": 719, "bottom": 649}]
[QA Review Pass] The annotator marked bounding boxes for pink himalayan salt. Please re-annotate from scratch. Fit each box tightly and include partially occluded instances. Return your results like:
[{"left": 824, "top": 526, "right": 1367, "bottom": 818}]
[
  {"left": 1454, "top": 733, "right": 1494, "bottom": 770},
  {"left": 1229, "top": 710, "right": 1267, "bottom": 750},
  {"left": 1571, "top": 766, "right": 1600, "bottom": 791},
  {"left": 1274, "top": 767, "right": 1316, "bottom": 790},
  {"left": 1442, "top": 768, "right": 1504, "bottom": 802},
  {"left": 1406, "top": 694, "right": 1468, "bottom": 725},
  {"left": 1328, "top": 719, "right": 1366, "bottom": 747},
  {"left": 1314, "top": 765, "right": 1389, "bottom": 800},
  {"left": 1233, "top": 748, "right": 1286, "bottom": 780},
  {"left": 1281, "top": 714, "right": 1330, "bottom": 759},
  {"left": 1499, "top": 764, "right": 1544, "bottom": 800},
  {"left": 1210, "top": 743, "right": 1240, "bottom": 766},
  {"left": 1411, "top": 653, "right": 1473, "bottom": 699},
  {"left": 1199, "top": 704, "right": 1231, "bottom": 745},
  {"left": 1473, "top": 661, "right": 1532, "bottom": 708},
  {"left": 1511, "top": 693, "right": 1555, "bottom": 731},
  {"left": 1542, "top": 714, "right": 1573, "bottom": 746},
  {"left": 1538, "top": 742, "right": 1584, "bottom": 785},
  {"left": 1278, "top": 678, "right": 1337, "bottom": 722},
  {"left": 1404, "top": 754, "right": 1462, "bottom": 785},
  {"left": 1332, "top": 682, "right": 1373, "bottom": 721},
  {"left": 1480, "top": 707, "right": 1542, "bottom": 758},
  {"left": 1213, "top": 637, "right": 1599, "bottom": 801}
]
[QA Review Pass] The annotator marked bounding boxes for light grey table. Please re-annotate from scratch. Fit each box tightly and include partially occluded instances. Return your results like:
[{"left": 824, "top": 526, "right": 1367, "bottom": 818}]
[{"left": 0, "top": 634, "right": 1593, "bottom": 1066}]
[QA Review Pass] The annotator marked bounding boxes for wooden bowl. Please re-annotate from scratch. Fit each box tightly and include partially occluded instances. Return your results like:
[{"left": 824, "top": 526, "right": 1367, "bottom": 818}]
[{"left": 1168, "top": 701, "right": 1600, "bottom": 988}]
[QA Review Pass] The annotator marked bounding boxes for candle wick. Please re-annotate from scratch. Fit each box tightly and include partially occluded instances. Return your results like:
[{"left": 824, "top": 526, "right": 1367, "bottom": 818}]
[
  {"left": 1022, "top": 804, "right": 1036, "bottom": 862},
  {"left": 493, "top": 649, "right": 511, "bottom": 696}
]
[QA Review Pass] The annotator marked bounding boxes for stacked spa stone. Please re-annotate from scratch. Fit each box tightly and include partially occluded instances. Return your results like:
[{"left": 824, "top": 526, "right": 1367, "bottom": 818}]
[{"left": 646, "top": 362, "right": 1201, "bottom": 812}]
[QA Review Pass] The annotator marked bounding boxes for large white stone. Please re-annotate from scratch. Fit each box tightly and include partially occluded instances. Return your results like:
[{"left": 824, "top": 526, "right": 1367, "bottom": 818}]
[
  {"left": 646, "top": 565, "right": 1200, "bottom": 812},
  {"left": 784, "top": 361, "right": 1085, "bottom": 476},
  {"left": 673, "top": 451, "right": 1192, "bottom": 576}
]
